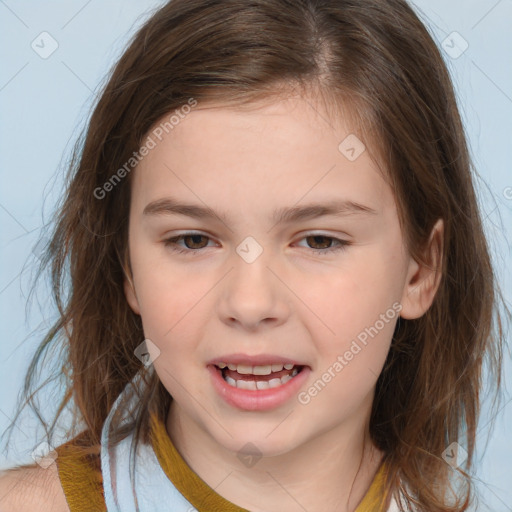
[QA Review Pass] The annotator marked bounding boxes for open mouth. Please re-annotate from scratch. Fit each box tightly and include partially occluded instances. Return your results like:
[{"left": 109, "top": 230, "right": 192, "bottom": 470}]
[{"left": 215, "top": 363, "right": 305, "bottom": 390}]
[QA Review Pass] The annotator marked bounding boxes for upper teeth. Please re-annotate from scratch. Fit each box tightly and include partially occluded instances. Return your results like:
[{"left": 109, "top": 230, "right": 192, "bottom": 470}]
[{"left": 217, "top": 362, "right": 295, "bottom": 374}]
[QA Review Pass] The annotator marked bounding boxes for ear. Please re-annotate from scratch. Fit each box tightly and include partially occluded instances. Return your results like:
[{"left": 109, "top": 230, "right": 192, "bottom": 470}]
[
  {"left": 122, "top": 254, "right": 141, "bottom": 315},
  {"left": 399, "top": 219, "right": 444, "bottom": 320},
  {"left": 124, "top": 276, "right": 141, "bottom": 315}
]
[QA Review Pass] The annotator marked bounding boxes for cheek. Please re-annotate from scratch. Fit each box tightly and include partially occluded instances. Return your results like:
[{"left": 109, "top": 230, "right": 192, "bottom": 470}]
[
  {"left": 303, "top": 297, "right": 398, "bottom": 415},
  {"left": 307, "top": 251, "right": 403, "bottom": 339},
  {"left": 299, "top": 243, "right": 404, "bottom": 394},
  {"left": 132, "top": 263, "right": 210, "bottom": 387},
  {"left": 130, "top": 245, "right": 211, "bottom": 340}
]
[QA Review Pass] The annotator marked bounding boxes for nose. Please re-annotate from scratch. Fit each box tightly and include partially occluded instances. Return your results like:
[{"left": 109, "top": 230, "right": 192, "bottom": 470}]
[{"left": 217, "top": 244, "right": 290, "bottom": 331}]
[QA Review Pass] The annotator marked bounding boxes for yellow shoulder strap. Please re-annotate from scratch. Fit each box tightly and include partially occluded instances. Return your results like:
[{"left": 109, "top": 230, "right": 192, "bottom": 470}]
[{"left": 55, "top": 433, "right": 106, "bottom": 512}]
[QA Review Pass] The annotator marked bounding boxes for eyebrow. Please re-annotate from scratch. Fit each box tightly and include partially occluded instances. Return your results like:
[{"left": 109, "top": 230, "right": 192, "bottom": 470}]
[{"left": 143, "top": 197, "right": 377, "bottom": 224}]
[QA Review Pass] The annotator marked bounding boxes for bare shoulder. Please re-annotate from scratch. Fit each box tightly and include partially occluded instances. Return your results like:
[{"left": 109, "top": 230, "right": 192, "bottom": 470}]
[{"left": 0, "top": 462, "right": 70, "bottom": 512}]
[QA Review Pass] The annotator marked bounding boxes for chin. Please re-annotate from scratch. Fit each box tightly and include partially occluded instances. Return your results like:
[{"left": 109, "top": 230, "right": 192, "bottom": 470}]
[{"left": 213, "top": 428, "right": 301, "bottom": 459}]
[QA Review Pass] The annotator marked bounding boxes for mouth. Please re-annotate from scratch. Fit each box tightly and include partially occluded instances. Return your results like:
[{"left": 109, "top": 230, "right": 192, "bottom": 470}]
[
  {"left": 214, "top": 362, "right": 306, "bottom": 390},
  {"left": 208, "top": 359, "right": 311, "bottom": 411}
]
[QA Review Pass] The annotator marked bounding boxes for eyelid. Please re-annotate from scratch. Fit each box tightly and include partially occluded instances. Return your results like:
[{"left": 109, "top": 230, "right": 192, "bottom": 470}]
[
  {"left": 162, "top": 229, "right": 211, "bottom": 239},
  {"left": 294, "top": 232, "right": 351, "bottom": 254},
  {"left": 162, "top": 229, "right": 351, "bottom": 240},
  {"left": 162, "top": 231, "right": 217, "bottom": 246},
  {"left": 299, "top": 229, "right": 352, "bottom": 240},
  {"left": 162, "top": 231, "right": 218, "bottom": 256}
]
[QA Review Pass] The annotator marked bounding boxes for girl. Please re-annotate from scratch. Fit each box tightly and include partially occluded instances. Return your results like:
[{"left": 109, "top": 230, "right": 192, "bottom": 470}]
[{"left": 0, "top": 0, "right": 507, "bottom": 510}]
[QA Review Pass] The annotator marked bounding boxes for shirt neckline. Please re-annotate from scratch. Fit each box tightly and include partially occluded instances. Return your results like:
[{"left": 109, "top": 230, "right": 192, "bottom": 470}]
[{"left": 149, "top": 411, "right": 389, "bottom": 512}]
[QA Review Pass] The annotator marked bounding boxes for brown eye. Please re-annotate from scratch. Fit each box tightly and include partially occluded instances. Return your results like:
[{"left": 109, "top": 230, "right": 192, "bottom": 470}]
[
  {"left": 305, "top": 235, "right": 334, "bottom": 250},
  {"left": 164, "top": 233, "right": 212, "bottom": 254},
  {"left": 296, "top": 234, "right": 350, "bottom": 256},
  {"left": 181, "top": 234, "right": 209, "bottom": 249}
]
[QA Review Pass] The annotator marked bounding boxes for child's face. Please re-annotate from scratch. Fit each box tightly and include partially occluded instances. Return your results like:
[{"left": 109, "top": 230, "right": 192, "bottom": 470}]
[{"left": 125, "top": 94, "right": 419, "bottom": 458}]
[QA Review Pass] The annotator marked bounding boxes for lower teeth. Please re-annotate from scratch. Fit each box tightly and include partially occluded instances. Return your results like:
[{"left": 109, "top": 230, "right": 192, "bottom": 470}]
[{"left": 223, "top": 367, "right": 299, "bottom": 390}]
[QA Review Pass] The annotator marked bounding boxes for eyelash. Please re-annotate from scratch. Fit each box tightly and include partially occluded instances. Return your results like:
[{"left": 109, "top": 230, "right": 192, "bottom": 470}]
[{"left": 163, "top": 232, "right": 350, "bottom": 256}]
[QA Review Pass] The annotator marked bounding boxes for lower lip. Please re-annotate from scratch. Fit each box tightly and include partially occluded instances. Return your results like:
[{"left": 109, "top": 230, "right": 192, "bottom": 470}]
[{"left": 208, "top": 364, "right": 311, "bottom": 411}]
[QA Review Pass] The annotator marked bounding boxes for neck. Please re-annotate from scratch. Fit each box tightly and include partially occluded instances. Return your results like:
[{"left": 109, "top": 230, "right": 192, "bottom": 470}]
[{"left": 165, "top": 400, "right": 385, "bottom": 512}]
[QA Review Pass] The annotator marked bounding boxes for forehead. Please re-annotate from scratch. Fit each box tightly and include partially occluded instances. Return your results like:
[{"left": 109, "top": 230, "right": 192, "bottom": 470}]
[{"left": 132, "top": 95, "right": 394, "bottom": 218}]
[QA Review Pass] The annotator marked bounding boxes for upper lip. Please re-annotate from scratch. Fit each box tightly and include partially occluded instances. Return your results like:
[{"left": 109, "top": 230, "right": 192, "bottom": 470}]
[{"left": 208, "top": 353, "right": 308, "bottom": 367}]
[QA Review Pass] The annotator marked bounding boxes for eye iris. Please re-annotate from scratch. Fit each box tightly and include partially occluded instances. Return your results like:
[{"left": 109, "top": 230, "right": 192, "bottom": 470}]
[
  {"left": 307, "top": 235, "right": 331, "bottom": 249},
  {"left": 184, "top": 234, "right": 208, "bottom": 249}
]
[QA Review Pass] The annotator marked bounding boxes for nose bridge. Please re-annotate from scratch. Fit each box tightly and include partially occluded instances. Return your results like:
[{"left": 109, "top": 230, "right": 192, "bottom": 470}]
[
  {"left": 218, "top": 235, "right": 289, "bottom": 328},
  {"left": 231, "top": 234, "right": 275, "bottom": 297},
  {"left": 235, "top": 235, "right": 266, "bottom": 266}
]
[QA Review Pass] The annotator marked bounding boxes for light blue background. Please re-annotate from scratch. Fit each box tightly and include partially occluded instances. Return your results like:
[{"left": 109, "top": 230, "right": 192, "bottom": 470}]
[{"left": 1, "top": 1, "right": 511, "bottom": 510}]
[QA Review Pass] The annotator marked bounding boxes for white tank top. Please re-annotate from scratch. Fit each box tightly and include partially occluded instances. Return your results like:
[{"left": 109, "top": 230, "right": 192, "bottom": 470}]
[
  {"left": 100, "top": 371, "right": 402, "bottom": 511},
  {"left": 100, "top": 372, "right": 195, "bottom": 511}
]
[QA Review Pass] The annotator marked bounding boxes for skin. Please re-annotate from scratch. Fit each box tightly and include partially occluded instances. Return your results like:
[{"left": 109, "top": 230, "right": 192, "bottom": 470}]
[{"left": 124, "top": 91, "right": 443, "bottom": 512}]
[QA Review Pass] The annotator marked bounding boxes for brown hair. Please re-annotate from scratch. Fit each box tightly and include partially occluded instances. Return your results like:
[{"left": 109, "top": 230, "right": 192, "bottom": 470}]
[{"left": 2, "top": 0, "right": 507, "bottom": 510}]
